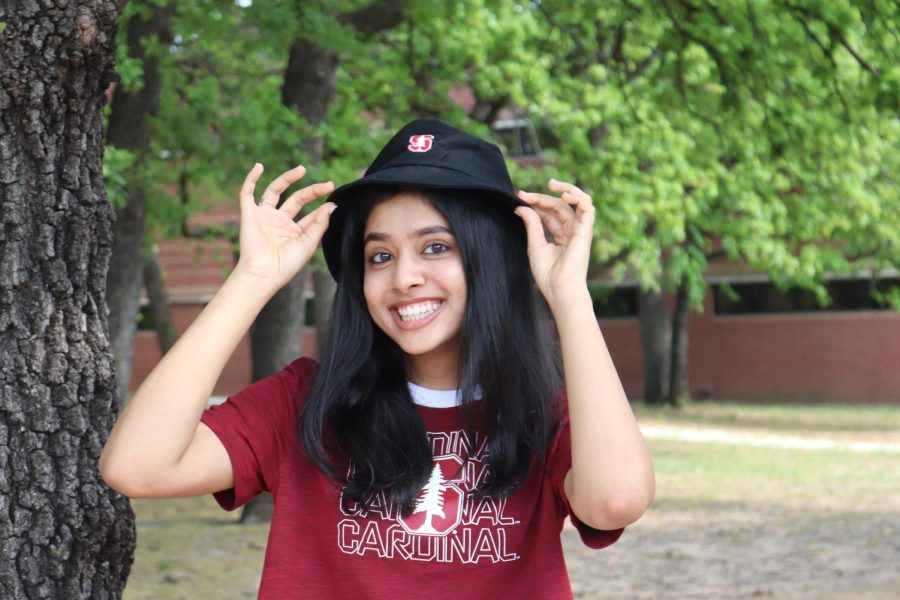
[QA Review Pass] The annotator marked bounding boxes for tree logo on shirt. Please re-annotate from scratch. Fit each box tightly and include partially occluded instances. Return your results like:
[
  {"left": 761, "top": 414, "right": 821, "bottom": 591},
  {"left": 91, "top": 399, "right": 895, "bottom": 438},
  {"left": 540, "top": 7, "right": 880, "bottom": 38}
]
[{"left": 400, "top": 457, "right": 464, "bottom": 536}]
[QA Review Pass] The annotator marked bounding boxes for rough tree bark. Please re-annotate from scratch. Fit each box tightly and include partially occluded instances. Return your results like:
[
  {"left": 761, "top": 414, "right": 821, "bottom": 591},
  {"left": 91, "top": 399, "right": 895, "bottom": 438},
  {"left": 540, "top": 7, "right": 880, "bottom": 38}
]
[
  {"left": 667, "top": 279, "right": 691, "bottom": 406},
  {"left": 0, "top": 4, "right": 135, "bottom": 599},
  {"left": 105, "top": 1, "right": 174, "bottom": 403},
  {"left": 638, "top": 289, "right": 671, "bottom": 404},
  {"left": 240, "top": 0, "right": 406, "bottom": 523}
]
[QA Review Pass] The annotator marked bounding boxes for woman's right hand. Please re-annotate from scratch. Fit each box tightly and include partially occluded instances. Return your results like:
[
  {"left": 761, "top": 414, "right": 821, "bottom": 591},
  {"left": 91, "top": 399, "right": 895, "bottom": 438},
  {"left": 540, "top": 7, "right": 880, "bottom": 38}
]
[{"left": 234, "top": 163, "right": 336, "bottom": 292}]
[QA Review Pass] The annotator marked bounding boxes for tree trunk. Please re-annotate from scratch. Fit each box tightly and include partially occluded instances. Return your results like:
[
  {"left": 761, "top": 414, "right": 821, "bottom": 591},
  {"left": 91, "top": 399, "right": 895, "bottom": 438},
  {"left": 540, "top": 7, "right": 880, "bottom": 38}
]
[
  {"left": 0, "top": 5, "right": 135, "bottom": 598},
  {"left": 239, "top": 3, "right": 407, "bottom": 524},
  {"left": 638, "top": 288, "right": 671, "bottom": 404},
  {"left": 142, "top": 240, "right": 177, "bottom": 354},
  {"left": 105, "top": 1, "right": 174, "bottom": 403},
  {"left": 667, "top": 279, "right": 691, "bottom": 407},
  {"left": 106, "top": 184, "right": 146, "bottom": 402},
  {"left": 313, "top": 270, "right": 337, "bottom": 356},
  {"left": 239, "top": 268, "right": 307, "bottom": 524},
  {"left": 250, "top": 270, "right": 309, "bottom": 383}
]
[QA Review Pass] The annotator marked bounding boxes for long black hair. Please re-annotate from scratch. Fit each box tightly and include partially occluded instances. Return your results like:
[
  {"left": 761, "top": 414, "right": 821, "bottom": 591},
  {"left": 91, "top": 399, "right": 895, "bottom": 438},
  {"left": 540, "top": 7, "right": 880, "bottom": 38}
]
[{"left": 301, "top": 185, "right": 562, "bottom": 513}]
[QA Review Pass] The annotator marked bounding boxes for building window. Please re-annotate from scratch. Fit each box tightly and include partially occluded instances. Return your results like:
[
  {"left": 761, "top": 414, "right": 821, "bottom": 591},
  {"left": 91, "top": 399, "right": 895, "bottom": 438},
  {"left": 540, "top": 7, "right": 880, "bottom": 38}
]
[
  {"left": 491, "top": 119, "right": 541, "bottom": 158},
  {"left": 713, "top": 278, "right": 900, "bottom": 314},
  {"left": 589, "top": 284, "right": 639, "bottom": 318}
]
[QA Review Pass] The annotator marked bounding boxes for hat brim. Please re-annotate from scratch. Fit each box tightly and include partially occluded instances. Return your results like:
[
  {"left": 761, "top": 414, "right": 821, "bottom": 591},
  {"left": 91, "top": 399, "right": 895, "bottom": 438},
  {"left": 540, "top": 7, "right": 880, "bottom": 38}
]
[{"left": 321, "top": 164, "right": 525, "bottom": 279}]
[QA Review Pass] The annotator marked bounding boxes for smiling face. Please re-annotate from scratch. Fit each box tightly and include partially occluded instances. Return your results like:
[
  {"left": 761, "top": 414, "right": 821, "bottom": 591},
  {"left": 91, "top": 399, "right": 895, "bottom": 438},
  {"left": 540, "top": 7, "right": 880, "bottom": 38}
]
[{"left": 362, "top": 191, "right": 467, "bottom": 388}]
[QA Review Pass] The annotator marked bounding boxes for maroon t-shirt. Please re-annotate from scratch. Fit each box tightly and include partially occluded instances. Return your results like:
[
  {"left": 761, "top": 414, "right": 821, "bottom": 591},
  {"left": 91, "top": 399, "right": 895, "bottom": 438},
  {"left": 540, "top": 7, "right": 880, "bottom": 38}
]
[{"left": 201, "top": 357, "right": 623, "bottom": 598}]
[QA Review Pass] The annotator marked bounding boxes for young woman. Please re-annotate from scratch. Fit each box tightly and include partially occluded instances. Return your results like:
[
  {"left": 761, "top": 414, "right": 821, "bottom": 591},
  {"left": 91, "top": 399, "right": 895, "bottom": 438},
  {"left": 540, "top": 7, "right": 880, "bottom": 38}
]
[{"left": 100, "top": 119, "right": 654, "bottom": 598}]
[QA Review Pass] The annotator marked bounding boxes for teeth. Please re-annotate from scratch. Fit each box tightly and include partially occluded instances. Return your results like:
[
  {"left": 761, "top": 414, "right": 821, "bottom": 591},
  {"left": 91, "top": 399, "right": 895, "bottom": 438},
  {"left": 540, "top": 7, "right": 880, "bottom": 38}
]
[{"left": 397, "top": 301, "right": 441, "bottom": 321}]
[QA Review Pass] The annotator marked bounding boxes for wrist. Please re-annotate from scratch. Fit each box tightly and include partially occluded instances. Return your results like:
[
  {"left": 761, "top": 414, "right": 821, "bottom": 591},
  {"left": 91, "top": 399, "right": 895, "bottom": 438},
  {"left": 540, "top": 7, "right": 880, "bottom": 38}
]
[
  {"left": 548, "top": 287, "right": 594, "bottom": 325},
  {"left": 229, "top": 262, "right": 282, "bottom": 303}
]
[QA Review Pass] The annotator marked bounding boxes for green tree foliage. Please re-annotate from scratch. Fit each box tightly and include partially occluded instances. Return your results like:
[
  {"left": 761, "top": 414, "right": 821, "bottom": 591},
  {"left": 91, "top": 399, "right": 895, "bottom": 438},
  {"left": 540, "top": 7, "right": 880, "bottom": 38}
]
[
  {"left": 492, "top": 1, "right": 896, "bottom": 307},
  {"left": 329, "top": 0, "right": 898, "bottom": 404},
  {"left": 115, "top": 0, "right": 897, "bottom": 291},
  {"left": 109, "top": 1, "right": 897, "bottom": 405},
  {"left": 108, "top": 0, "right": 306, "bottom": 242}
]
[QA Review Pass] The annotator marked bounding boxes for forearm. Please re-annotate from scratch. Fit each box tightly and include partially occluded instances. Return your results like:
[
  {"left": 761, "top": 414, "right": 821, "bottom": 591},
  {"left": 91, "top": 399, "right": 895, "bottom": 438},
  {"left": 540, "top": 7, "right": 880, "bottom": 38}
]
[
  {"left": 554, "top": 289, "right": 655, "bottom": 529},
  {"left": 100, "top": 266, "right": 276, "bottom": 477}
]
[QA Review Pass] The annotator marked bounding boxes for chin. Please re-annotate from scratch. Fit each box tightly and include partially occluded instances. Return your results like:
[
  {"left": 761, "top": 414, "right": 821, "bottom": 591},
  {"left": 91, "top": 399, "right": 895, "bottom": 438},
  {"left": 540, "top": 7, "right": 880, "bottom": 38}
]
[{"left": 389, "top": 332, "right": 460, "bottom": 367}]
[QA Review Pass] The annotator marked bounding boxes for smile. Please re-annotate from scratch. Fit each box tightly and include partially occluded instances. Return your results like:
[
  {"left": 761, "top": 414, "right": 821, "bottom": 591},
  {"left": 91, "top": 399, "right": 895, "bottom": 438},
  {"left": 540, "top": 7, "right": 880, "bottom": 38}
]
[{"left": 396, "top": 300, "right": 443, "bottom": 322}]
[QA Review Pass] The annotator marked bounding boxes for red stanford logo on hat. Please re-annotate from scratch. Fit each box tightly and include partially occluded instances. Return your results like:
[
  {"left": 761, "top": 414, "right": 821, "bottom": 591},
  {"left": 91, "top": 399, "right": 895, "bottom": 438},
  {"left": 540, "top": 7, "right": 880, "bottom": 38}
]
[{"left": 408, "top": 134, "right": 434, "bottom": 152}]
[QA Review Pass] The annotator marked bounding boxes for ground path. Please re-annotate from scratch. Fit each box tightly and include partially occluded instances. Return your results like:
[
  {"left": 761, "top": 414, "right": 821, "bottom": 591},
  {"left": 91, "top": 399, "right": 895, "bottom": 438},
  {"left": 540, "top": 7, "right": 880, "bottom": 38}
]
[{"left": 641, "top": 423, "right": 900, "bottom": 453}]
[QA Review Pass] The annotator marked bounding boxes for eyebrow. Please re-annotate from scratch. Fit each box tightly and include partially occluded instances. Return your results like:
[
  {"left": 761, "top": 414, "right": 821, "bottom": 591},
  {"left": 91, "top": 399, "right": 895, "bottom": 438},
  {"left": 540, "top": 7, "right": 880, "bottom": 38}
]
[{"left": 364, "top": 225, "right": 455, "bottom": 245}]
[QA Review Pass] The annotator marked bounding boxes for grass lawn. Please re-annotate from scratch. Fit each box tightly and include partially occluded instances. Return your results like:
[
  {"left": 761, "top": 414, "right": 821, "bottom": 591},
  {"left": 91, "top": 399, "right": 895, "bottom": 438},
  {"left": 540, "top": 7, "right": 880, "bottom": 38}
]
[
  {"left": 122, "top": 402, "right": 900, "bottom": 599},
  {"left": 124, "top": 495, "right": 268, "bottom": 599}
]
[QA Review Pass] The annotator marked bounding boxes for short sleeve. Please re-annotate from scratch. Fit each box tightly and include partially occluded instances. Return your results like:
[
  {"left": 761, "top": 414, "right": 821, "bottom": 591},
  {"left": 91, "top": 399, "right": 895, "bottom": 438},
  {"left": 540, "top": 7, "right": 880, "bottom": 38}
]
[
  {"left": 547, "top": 393, "right": 625, "bottom": 550},
  {"left": 200, "top": 357, "right": 317, "bottom": 511}
]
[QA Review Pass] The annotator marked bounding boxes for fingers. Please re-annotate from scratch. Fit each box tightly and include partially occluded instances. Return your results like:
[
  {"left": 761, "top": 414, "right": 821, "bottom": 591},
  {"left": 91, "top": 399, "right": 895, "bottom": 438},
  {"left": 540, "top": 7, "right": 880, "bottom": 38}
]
[
  {"left": 296, "top": 201, "right": 337, "bottom": 245},
  {"left": 239, "top": 163, "right": 265, "bottom": 211},
  {"left": 260, "top": 165, "right": 307, "bottom": 207},
  {"left": 517, "top": 189, "right": 570, "bottom": 240},
  {"left": 518, "top": 178, "right": 595, "bottom": 235},
  {"left": 241, "top": 164, "right": 335, "bottom": 220},
  {"left": 280, "top": 181, "right": 335, "bottom": 219},
  {"left": 547, "top": 178, "right": 595, "bottom": 223},
  {"left": 514, "top": 206, "right": 548, "bottom": 253},
  {"left": 518, "top": 201, "right": 564, "bottom": 242}
]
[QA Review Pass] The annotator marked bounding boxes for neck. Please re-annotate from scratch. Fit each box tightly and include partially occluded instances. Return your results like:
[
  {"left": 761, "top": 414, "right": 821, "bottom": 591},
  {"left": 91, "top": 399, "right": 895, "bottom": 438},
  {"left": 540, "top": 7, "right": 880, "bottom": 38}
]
[{"left": 407, "top": 353, "right": 459, "bottom": 390}]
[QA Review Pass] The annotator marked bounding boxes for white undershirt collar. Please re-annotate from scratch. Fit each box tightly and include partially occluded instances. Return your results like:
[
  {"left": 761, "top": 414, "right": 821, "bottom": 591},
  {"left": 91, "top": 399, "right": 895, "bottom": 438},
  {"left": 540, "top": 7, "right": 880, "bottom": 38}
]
[{"left": 407, "top": 382, "right": 482, "bottom": 408}]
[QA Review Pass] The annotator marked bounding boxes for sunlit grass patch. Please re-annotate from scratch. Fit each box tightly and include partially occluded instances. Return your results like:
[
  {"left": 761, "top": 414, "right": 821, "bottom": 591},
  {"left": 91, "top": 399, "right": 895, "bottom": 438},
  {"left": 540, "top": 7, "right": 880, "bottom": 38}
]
[{"left": 648, "top": 437, "right": 900, "bottom": 510}]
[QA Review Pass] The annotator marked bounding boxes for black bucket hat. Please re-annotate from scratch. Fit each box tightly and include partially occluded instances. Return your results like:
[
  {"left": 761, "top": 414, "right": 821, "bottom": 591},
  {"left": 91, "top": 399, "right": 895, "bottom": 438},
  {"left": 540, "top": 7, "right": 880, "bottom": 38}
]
[{"left": 321, "top": 118, "right": 524, "bottom": 278}]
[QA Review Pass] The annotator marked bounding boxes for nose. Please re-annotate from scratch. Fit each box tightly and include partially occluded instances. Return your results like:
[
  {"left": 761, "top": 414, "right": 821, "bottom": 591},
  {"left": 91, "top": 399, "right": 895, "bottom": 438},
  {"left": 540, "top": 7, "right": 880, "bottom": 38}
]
[{"left": 392, "top": 253, "right": 426, "bottom": 292}]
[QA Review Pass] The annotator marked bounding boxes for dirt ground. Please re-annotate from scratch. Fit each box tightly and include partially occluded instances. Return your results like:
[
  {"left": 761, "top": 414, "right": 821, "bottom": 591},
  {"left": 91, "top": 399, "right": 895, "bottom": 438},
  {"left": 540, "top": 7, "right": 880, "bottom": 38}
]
[
  {"left": 563, "top": 499, "right": 900, "bottom": 599},
  {"left": 562, "top": 424, "right": 900, "bottom": 600}
]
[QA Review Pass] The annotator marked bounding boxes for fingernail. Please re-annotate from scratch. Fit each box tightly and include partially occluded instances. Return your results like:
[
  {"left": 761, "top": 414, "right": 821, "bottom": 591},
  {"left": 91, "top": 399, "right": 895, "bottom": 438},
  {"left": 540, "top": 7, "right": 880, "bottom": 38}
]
[
  {"left": 328, "top": 203, "right": 337, "bottom": 214},
  {"left": 255, "top": 162, "right": 262, "bottom": 171}
]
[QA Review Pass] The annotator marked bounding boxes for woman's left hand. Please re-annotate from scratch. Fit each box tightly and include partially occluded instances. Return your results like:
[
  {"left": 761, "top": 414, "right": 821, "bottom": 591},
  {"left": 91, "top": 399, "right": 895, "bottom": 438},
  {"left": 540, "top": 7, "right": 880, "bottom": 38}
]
[{"left": 515, "top": 179, "right": 595, "bottom": 312}]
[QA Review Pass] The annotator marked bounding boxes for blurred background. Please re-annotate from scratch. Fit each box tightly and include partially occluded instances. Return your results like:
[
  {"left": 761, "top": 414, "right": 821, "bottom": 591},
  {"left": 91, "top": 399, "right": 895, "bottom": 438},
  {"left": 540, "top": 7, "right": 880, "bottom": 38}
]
[
  {"left": 105, "top": 1, "right": 899, "bottom": 598},
  {"left": 109, "top": 0, "right": 899, "bottom": 409},
  {"left": 2, "top": 0, "right": 897, "bottom": 598}
]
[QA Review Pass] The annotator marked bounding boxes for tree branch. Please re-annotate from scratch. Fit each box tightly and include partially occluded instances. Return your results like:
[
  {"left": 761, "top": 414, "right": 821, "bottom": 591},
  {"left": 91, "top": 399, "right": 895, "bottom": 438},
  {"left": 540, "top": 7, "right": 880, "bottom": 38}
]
[
  {"left": 835, "top": 31, "right": 880, "bottom": 78},
  {"left": 785, "top": 2, "right": 881, "bottom": 78},
  {"left": 626, "top": 47, "right": 661, "bottom": 82},
  {"left": 339, "top": 0, "right": 406, "bottom": 37},
  {"left": 663, "top": 0, "right": 736, "bottom": 95}
]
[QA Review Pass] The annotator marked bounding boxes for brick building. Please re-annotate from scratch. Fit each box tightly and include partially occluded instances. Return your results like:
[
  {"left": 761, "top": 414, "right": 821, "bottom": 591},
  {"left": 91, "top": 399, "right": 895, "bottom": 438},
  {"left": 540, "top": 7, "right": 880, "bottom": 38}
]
[
  {"left": 125, "top": 91, "right": 900, "bottom": 402},
  {"left": 130, "top": 217, "right": 900, "bottom": 404}
]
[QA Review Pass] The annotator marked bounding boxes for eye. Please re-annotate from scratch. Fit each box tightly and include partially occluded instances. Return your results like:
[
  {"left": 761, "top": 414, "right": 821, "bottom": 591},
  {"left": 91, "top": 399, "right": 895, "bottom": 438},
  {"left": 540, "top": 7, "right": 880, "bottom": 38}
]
[
  {"left": 424, "top": 242, "right": 450, "bottom": 255},
  {"left": 369, "top": 251, "right": 393, "bottom": 264}
]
